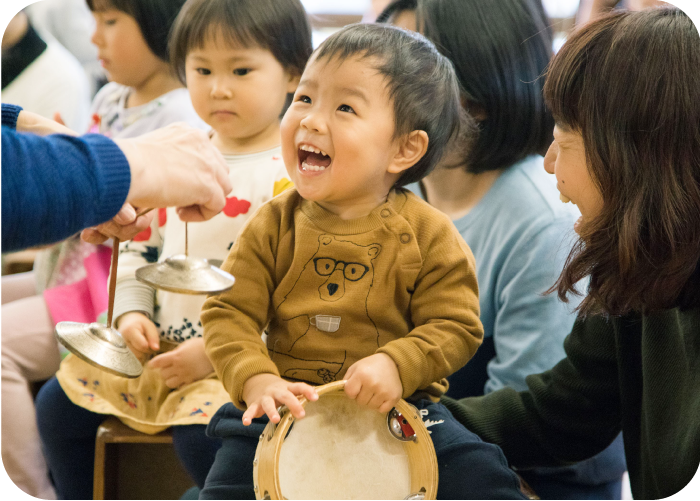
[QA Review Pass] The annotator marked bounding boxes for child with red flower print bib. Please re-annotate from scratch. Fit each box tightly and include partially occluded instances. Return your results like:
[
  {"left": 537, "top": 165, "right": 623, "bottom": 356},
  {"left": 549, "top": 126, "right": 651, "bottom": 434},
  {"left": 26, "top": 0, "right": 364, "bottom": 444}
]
[{"left": 35, "top": 0, "right": 312, "bottom": 498}]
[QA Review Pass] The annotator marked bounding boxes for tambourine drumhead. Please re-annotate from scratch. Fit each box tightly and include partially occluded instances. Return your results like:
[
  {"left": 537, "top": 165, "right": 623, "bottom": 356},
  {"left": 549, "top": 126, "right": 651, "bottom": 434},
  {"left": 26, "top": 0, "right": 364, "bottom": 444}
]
[{"left": 253, "top": 381, "right": 438, "bottom": 500}]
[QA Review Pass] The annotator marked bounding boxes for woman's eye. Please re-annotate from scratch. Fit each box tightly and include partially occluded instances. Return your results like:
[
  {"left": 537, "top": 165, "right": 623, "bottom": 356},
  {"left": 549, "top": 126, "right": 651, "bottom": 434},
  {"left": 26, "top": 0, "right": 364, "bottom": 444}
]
[
  {"left": 196, "top": 68, "right": 211, "bottom": 75},
  {"left": 233, "top": 68, "right": 250, "bottom": 76},
  {"left": 338, "top": 104, "right": 355, "bottom": 114},
  {"left": 298, "top": 95, "right": 311, "bottom": 104},
  {"left": 104, "top": 19, "right": 117, "bottom": 26}
]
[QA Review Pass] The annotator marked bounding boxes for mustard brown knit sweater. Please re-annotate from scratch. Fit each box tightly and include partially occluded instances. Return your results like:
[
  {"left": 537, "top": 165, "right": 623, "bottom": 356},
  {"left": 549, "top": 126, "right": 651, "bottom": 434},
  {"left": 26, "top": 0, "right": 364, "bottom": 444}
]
[{"left": 202, "top": 188, "right": 483, "bottom": 408}]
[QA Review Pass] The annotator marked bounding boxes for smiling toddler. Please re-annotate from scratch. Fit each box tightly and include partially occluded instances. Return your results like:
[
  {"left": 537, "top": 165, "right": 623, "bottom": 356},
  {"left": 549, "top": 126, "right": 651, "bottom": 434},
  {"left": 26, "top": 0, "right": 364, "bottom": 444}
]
[{"left": 200, "top": 23, "right": 529, "bottom": 499}]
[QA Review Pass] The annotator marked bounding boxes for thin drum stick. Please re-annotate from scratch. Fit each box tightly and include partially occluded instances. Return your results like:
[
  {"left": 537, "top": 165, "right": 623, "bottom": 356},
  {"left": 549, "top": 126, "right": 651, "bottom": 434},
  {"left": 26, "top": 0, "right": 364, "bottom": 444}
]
[{"left": 105, "top": 207, "right": 153, "bottom": 327}]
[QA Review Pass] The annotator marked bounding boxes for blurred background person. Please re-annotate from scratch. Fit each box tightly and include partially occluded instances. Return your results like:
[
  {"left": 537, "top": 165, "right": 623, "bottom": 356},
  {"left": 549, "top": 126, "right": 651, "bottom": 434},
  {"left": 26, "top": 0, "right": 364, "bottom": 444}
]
[
  {"left": 1, "top": 9, "right": 90, "bottom": 132},
  {"left": 26, "top": 0, "right": 105, "bottom": 98}
]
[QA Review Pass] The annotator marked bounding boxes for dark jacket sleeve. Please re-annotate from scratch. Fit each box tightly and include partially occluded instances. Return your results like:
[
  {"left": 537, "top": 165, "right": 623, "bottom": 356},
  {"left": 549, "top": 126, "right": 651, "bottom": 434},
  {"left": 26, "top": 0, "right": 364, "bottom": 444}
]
[
  {"left": 1, "top": 126, "right": 131, "bottom": 252},
  {"left": 442, "top": 314, "right": 622, "bottom": 468}
]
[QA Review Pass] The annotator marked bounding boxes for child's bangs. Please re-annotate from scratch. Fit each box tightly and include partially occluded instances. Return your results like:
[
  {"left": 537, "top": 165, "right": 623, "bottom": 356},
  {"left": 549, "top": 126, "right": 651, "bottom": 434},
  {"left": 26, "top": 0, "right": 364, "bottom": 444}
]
[
  {"left": 197, "top": 21, "right": 262, "bottom": 52},
  {"left": 182, "top": 1, "right": 268, "bottom": 55}
]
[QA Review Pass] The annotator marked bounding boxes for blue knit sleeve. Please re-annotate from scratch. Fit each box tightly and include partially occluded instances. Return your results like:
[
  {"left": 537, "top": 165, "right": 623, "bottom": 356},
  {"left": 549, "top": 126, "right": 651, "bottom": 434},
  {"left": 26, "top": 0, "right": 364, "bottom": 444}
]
[
  {"left": 1, "top": 104, "right": 22, "bottom": 130},
  {"left": 1, "top": 127, "right": 131, "bottom": 252}
]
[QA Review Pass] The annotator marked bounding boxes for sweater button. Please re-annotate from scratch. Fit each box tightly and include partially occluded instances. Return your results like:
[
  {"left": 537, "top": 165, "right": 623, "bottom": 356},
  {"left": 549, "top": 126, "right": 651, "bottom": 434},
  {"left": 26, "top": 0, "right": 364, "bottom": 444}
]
[
  {"left": 400, "top": 233, "right": 411, "bottom": 244},
  {"left": 381, "top": 209, "right": 391, "bottom": 218}
]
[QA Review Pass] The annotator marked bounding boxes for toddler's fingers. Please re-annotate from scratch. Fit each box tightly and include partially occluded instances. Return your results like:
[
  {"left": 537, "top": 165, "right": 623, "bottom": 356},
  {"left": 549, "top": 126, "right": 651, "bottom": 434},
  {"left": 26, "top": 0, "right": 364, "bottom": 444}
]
[
  {"left": 242, "top": 404, "right": 261, "bottom": 426},
  {"left": 287, "top": 382, "right": 318, "bottom": 402},
  {"left": 148, "top": 352, "right": 173, "bottom": 369},
  {"left": 164, "top": 375, "right": 182, "bottom": 389},
  {"left": 378, "top": 400, "right": 395, "bottom": 414},
  {"left": 355, "top": 388, "right": 373, "bottom": 407},
  {"left": 142, "top": 322, "right": 160, "bottom": 352},
  {"left": 261, "top": 396, "right": 281, "bottom": 423},
  {"left": 124, "top": 331, "right": 149, "bottom": 353},
  {"left": 343, "top": 377, "right": 361, "bottom": 399},
  {"left": 366, "top": 393, "right": 386, "bottom": 411},
  {"left": 275, "top": 390, "right": 305, "bottom": 420}
]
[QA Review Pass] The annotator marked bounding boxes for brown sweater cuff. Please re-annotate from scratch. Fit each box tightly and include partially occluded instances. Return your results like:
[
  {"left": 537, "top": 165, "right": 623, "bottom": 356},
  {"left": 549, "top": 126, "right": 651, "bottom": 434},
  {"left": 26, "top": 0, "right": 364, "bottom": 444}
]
[
  {"left": 377, "top": 340, "right": 429, "bottom": 398},
  {"left": 221, "top": 355, "right": 281, "bottom": 409}
]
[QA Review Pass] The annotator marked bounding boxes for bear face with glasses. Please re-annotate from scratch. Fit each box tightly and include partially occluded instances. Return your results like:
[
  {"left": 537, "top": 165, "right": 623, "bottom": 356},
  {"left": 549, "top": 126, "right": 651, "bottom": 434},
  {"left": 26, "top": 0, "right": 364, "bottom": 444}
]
[{"left": 269, "top": 235, "right": 383, "bottom": 384}]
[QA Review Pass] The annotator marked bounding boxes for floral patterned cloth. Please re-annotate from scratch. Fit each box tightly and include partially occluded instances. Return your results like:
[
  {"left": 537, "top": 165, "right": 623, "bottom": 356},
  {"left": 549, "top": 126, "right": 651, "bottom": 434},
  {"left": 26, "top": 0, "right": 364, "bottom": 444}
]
[{"left": 56, "top": 354, "right": 231, "bottom": 434}]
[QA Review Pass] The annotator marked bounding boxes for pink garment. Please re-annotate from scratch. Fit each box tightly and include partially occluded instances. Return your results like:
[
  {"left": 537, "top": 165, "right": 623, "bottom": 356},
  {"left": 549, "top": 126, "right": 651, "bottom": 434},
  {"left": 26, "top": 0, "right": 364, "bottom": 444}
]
[
  {"left": 2, "top": 284, "right": 58, "bottom": 499},
  {"left": 43, "top": 245, "right": 112, "bottom": 324}
]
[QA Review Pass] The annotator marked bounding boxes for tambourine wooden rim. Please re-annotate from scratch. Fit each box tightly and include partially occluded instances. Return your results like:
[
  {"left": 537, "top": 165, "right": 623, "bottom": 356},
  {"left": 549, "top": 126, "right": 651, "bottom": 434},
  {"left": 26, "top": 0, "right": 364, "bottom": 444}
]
[{"left": 253, "top": 381, "right": 439, "bottom": 500}]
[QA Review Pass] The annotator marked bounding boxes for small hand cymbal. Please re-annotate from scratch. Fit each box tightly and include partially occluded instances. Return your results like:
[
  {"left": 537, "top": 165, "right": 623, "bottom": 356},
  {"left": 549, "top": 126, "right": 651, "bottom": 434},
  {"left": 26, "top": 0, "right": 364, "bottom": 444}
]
[
  {"left": 135, "top": 255, "right": 235, "bottom": 294},
  {"left": 55, "top": 322, "right": 143, "bottom": 378}
]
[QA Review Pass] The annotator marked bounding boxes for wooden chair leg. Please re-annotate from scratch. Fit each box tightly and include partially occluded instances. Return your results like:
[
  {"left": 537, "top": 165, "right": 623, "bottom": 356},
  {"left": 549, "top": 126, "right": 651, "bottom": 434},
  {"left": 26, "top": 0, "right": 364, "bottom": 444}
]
[{"left": 92, "top": 417, "right": 195, "bottom": 499}]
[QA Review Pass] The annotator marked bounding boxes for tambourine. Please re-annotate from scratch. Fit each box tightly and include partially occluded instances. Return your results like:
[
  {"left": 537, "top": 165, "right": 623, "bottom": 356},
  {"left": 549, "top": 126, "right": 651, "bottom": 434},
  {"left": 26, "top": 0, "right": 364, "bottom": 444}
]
[{"left": 253, "top": 381, "right": 438, "bottom": 499}]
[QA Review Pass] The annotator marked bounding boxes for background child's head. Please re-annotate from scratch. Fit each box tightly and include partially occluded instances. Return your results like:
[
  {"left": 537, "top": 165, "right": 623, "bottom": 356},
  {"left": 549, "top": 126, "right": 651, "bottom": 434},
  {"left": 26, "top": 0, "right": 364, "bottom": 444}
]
[
  {"left": 87, "top": 0, "right": 186, "bottom": 86},
  {"left": 380, "top": 0, "right": 554, "bottom": 174},
  {"left": 281, "top": 23, "right": 464, "bottom": 213},
  {"left": 169, "top": 0, "right": 312, "bottom": 151}
]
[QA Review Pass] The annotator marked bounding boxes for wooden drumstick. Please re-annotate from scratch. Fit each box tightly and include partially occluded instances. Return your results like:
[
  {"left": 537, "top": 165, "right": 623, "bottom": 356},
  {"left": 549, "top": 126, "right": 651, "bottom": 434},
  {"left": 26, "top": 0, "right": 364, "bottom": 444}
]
[{"left": 105, "top": 207, "right": 153, "bottom": 328}]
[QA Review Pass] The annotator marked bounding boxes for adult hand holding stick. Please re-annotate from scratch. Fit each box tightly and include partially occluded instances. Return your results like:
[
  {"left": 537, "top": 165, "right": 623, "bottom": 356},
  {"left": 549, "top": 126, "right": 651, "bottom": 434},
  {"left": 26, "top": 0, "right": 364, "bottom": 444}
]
[
  {"left": 115, "top": 123, "right": 232, "bottom": 222},
  {"left": 80, "top": 123, "right": 233, "bottom": 244},
  {"left": 15, "top": 114, "right": 232, "bottom": 244},
  {"left": 3, "top": 105, "right": 232, "bottom": 251}
]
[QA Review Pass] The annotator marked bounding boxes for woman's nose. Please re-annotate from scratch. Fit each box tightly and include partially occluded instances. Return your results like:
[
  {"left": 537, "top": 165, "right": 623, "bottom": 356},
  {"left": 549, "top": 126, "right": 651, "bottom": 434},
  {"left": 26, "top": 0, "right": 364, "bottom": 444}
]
[{"left": 544, "top": 141, "right": 558, "bottom": 175}]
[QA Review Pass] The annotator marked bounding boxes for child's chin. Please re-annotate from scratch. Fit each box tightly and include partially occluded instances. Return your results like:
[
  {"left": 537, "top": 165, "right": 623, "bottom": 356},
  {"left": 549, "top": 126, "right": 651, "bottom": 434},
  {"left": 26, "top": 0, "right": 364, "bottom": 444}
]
[{"left": 295, "top": 186, "right": 322, "bottom": 202}]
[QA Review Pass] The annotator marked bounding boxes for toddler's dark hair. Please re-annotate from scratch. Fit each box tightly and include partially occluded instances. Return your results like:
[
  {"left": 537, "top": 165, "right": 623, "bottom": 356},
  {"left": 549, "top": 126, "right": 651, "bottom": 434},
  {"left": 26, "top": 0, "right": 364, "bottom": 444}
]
[
  {"left": 314, "top": 23, "right": 469, "bottom": 186},
  {"left": 87, "top": 0, "right": 186, "bottom": 62},
  {"left": 169, "top": 0, "right": 312, "bottom": 86}
]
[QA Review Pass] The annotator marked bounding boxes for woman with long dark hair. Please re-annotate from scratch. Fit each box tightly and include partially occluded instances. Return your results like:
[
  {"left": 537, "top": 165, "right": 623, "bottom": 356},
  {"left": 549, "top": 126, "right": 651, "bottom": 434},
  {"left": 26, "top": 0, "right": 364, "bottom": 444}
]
[
  {"left": 380, "top": 1, "right": 627, "bottom": 498},
  {"left": 443, "top": 7, "right": 700, "bottom": 499}
]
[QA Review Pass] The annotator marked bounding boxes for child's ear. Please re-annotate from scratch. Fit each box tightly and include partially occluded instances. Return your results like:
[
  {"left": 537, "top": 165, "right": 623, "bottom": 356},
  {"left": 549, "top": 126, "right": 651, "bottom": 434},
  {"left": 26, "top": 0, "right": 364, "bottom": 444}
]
[{"left": 388, "top": 130, "right": 429, "bottom": 174}]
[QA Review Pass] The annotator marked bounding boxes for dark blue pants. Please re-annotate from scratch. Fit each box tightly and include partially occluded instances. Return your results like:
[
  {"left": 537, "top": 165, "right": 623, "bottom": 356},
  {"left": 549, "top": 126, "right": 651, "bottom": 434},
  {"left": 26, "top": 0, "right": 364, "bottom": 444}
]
[
  {"left": 35, "top": 377, "right": 222, "bottom": 499},
  {"left": 518, "top": 434, "right": 625, "bottom": 500},
  {"left": 200, "top": 399, "right": 528, "bottom": 500}
]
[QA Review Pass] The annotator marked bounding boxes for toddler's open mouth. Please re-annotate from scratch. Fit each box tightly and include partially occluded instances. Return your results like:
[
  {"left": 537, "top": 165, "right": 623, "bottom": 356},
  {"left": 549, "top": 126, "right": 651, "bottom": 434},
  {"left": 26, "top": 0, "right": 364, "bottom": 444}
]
[{"left": 299, "top": 144, "right": 331, "bottom": 172}]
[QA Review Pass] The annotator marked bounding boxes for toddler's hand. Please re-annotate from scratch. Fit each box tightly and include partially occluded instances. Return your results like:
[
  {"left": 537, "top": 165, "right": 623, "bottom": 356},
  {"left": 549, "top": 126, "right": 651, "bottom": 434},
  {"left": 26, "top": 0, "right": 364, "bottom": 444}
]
[
  {"left": 344, "top": 353, "right": 403, "bottom": 413},
  {"left": 116, "top": 312, "right": 160, "bottom": 363},
  {"left": 149, "top": 337, "right": 214, "bottom": 389},
  {"left": 241, "top": 373, "right": 318, "bottom": 426}
]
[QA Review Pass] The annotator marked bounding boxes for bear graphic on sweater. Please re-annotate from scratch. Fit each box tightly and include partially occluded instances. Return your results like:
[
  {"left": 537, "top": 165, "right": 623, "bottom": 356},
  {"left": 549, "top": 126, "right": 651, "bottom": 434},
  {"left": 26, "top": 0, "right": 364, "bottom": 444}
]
[{"left": 270, "top": 234, "right": 381, "bottom": 384}]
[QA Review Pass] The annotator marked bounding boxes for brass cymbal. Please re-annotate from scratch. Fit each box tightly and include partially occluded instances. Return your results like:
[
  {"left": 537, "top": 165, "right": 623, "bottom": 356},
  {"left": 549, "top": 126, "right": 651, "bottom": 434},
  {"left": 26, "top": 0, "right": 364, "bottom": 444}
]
[
  {"left": 55, "top": 322, "right": 143, "bottom": 378},
  {"left": 135, "top": 254, "right": 235, "bottom": 294}
]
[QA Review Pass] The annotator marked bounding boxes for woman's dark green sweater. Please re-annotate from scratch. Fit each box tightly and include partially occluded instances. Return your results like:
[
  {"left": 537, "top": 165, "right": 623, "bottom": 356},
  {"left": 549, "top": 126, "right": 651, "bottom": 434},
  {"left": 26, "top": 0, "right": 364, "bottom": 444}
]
[{"left": 442, "top": 308, "right": 700, "bottom": 499}]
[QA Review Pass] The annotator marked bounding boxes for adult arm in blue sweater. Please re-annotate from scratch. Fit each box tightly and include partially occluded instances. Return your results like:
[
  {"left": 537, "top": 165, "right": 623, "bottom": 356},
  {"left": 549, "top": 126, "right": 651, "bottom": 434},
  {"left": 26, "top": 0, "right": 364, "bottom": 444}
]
[
  {"left": 2, "top": 105, "right": 130, "bottom": 252},
  {"left": 2, "top": 103, "right": 234, "bottom": 252}
]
